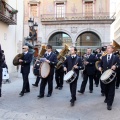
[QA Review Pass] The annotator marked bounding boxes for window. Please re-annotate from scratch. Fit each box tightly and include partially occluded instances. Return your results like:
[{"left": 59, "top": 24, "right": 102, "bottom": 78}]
[
  {"left": 56, "top": 3, "right": 65, "bottom": 18},
  {"left": 30, "top": 4, "right": 38, "bottom": 17},
  {"left": 85, "top": 2, "right": 93, "bottom": 17}
]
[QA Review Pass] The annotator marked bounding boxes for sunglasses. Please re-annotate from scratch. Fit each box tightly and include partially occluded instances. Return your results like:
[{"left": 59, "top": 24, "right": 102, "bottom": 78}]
[{"left": 22, "top": 48, "right": 26, "bottom": 49}]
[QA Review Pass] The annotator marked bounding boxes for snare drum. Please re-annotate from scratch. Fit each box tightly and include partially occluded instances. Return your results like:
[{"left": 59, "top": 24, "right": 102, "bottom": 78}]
[
  {"left": 40, "top": 62, "right": 50, "bottom": 78},
  {"left": 64, "top": 70, "right": 77, "bottom": 84},
  {"left": 100, "top": 69, "right": 116, "bottom": 84}
]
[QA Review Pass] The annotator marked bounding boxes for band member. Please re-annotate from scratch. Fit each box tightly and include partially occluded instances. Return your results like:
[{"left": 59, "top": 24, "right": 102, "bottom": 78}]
[
  {"left": 78, "top": 48, "right": 96, "bottom": 94},
  {"left": 37, "top": 45, "right": 57, "bottom": 98},
  {"left": 64, "top": 46, "right": 84, "bottom": 106},
  {"left": 114, "top": 51, "right": 120, "bottom": 89},
  {"left": 32, "top": 59, "right": 41, "bottom": 87},
  {"left": 19, "top": 46, "right": 33, "bottom": 96},
  {"left": 0, "top": 45, "right": 4, "bottom": 97},
  {"left": 94, "top": 48, "right": 102, "bottom": 87},
  {"left": 99, "top": 45, "right": 119, "bottom": 110},
  {"left": 55, "top": 62, "right": 64, "bottom": 90}
]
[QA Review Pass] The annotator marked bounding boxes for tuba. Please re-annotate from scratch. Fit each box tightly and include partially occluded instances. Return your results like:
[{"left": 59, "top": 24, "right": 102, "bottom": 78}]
[
  {"left": 13, "top": 53, "right": 24, "bottom": 66},
  {"left": 56, "top": 44, "right": 69, "bottom": 69},
  {"left": 95, "top": 51, "right": 107, "bottom": 71}
]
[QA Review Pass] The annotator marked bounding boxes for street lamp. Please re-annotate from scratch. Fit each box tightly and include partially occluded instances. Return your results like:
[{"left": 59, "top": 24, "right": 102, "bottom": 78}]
[{"left": 26, "top": 18, "right": 38, "bottom": 46}]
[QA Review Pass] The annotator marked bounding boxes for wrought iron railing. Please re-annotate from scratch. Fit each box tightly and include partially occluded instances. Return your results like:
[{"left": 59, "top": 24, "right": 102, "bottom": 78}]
[
  {"left": 0, "top": 0, "right": 18, "bottom": 24},
  {"left": 41, "top": 12, "right": 115, "bottom": 22}
]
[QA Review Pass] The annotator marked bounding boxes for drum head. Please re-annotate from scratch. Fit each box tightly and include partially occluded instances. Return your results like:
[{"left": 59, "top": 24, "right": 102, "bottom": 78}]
[
  {"left": 101, "top": 69, "right": 113, "bottom": 81},
  {"left": 64, "top": 70, "right": 74, "bottom": 81},
  {"left": 40, "top": 62, "right": 50, "bottom": 78}
]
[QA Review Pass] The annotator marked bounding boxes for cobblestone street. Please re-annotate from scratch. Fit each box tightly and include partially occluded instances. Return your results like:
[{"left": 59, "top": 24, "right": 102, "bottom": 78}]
[{"left": 0, "top": 72, "right": 120, "bottom": 120}]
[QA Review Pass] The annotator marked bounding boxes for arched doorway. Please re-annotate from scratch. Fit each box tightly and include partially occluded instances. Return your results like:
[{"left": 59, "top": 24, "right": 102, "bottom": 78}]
[
  {"left": 76, "top": 31, "right": 101, "bottom": 55},
  {"left": 48, "top": 32, "right": 72, "bottom": 49}
]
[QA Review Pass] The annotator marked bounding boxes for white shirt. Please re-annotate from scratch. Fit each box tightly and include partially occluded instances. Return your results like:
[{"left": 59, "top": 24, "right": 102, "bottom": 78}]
[
  {"left": 71, "top": 54, "right": 76, "bottom": 58},
  {"left": 46, "top": 52, "right": 51, "bottom": 56},
  {"left": 24, "top": 51, "right": 28, "bottom": 55}
]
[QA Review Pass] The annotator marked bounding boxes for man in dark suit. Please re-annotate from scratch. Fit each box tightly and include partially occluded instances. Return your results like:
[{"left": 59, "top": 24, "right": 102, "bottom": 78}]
[
  {"left": 64, "top": 46, "right": 84, "bottom": 106},
  {"left": 78, "top": 48, "right": 96, "bottom": 94},
  {"left": 55, "top": 58, "right": 64, "bottom": 90},
  {"left": 99, "top": 45, "right": 119, "bottom": 110},
  {"left": 0, "top": 45, "right": 4, "bottom": 97},
  {"left": 38, "top": 45, "right": 57, "bottom": 98},
  {"left": 19, "top": 46, "right": 32, "bottom": 96}
]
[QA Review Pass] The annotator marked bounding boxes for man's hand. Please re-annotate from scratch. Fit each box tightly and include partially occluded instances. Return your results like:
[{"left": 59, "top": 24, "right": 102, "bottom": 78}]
[
  {"left": 111, "top": 65, "right": 116, "bottom": 70},
  {"left": 73, "top": 65, "right": 78, "bottom": 69},
  {"left": 84, "top": 61, "right": 89, "bottom": 65},
  {"left": 99, "top": 67, "right": 102, "bottom": 72},
  {"left": 19, "top": 59, "right": 23, "bottom": 63},
  {"left": 64, "top": 67, "right": 67, "bottom": 72},
  {"left": 45, "top": 60, "right": 50, "bottom": 63}
]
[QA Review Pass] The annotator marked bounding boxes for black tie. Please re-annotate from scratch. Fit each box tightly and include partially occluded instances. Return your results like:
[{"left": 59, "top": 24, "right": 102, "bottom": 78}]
[{"left": 107, "top": 55, "right": 110, "bottom": 63}]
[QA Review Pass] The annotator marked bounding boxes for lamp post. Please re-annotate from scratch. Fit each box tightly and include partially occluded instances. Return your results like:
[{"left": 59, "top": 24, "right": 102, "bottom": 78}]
[{"left": 26, "top": 18, "right": 38, "bottom": 46}]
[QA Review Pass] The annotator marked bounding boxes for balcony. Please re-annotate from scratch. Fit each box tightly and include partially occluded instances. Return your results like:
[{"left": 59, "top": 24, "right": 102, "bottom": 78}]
[
  {"left": 41, "top": 12, "right": 115, "bottom": 25},
  {"left": 0, "top": 0, "right": 18, "bottom": 25}
]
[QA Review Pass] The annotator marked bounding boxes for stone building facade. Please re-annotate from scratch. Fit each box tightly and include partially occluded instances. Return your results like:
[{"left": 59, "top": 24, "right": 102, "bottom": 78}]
[{"left": 24, "top": 0, "right": 115, "bottom": 53}]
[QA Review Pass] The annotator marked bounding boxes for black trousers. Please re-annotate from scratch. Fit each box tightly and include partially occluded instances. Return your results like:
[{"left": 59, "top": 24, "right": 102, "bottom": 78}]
[
  {"left": 116, "top": 70, "right": 120, "bottom": 87},
  {"left": 104, "top": 80, "right": 115, "bottom": 106},
  {"left": 35, "top": 76, "right": 40, "bottom": 86},
  {"left": 40, "top": 74, "right": 54, "bottom": 95},
  {"left": 95, "top": 70, "right": 101, "bottom": 85},
  {"left": 100, "top": 80, "right": 105, "bottom": 94},
  {"left": 21, "top": 73, "right": 30, "bottom": 93},
  {"left": 0, "top": 69, "right": 2, "bottom": 97},
  {"left": 80, "top": 74, "right": 94, "bottom": 93},
  {"left": 55, "top": 71, "right": 64, "bottom": 87},
  {"left": 70, "top": 76, "right": 78, "bottom": 100}
]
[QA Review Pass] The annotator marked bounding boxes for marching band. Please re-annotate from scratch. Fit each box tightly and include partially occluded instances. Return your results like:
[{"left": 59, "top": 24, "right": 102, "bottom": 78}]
[{"left": 1, "top": 42, "right": 120, "bottom": 111}]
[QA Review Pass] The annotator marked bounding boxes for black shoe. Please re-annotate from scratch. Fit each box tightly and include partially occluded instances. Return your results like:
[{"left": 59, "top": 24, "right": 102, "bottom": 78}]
[
  {"left": 24, "top": 91, "right": 30, "bottom": 93},
  {"left": 89, "top": 91, "right": 93, "bottom": 93},
  {"left": 19, "top": 92, "right": 24, "bottom": 96},
  {"left": 47, "top": 94, "right": 51, "bottom": 97},
  {"left": 70, "top": 100, "right": 75, "bottom": 107},
  {"left": 59, "top": 87, "right": 62, "bottom": 90},
  {"left": 32, "top": 84, "right": 38, "bottom": 87},
  {"left": 37, "top": 95, "right": 44, "bottom": 98},
  {"left": 55, "top": 86, "right": 59, "bottom": 89},
  {"left": 116, "top": 87, "right": 119, "bottom": 89},
  {"left": 101, "top": 93, "right": 105, "bottom": 96},
  {"left": 70, "top": 98, "right": 76, "bottom": 102},
  {"left": 104, "top": 99, "right": 107, "bottom": 103},
  {"left": 107, "top": 105, "right": 112, "bottom": 110},
  {"left": 78, "top": 90, "right": 84, "bottom": 94}
]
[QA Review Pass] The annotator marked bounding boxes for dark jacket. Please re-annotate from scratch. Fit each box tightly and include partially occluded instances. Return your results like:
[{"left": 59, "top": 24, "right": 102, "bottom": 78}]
[
  {"left": 100, "top": 54, "right": 120, "bottom": 72},
  {"left": 21, "top": 52, "right": 32, "bottom": 74},
  {"left": 44, "top": 52, "right": 57, "bottom": 75},
  {"left": 64, "top": 55, "right": 84, "bottom": 75},
  {"left": 83, "top": 54, "right": 96, "bottom": 75}
]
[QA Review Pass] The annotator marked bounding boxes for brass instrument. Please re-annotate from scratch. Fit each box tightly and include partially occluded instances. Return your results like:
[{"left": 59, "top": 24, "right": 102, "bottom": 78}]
[
  {"left": 56, "top": 44, "right": 69, "bottom": 69},
  {"left": 95, "top": 51, "right": 107, "bottom": 71},
  {"left": 38, "top": 45, "right": 46, "bottom": 58},
  {"left": 13, "top": 53, "right": 24, "bottom": 66}
]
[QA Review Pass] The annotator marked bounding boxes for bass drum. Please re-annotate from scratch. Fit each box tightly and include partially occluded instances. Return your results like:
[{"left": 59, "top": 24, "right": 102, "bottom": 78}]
[
  {"left": 40, "top": 62, "right": 50, "bottom": 78},
  {"left": 33, "top": 61, "right": 41, "bottom": 76}
]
